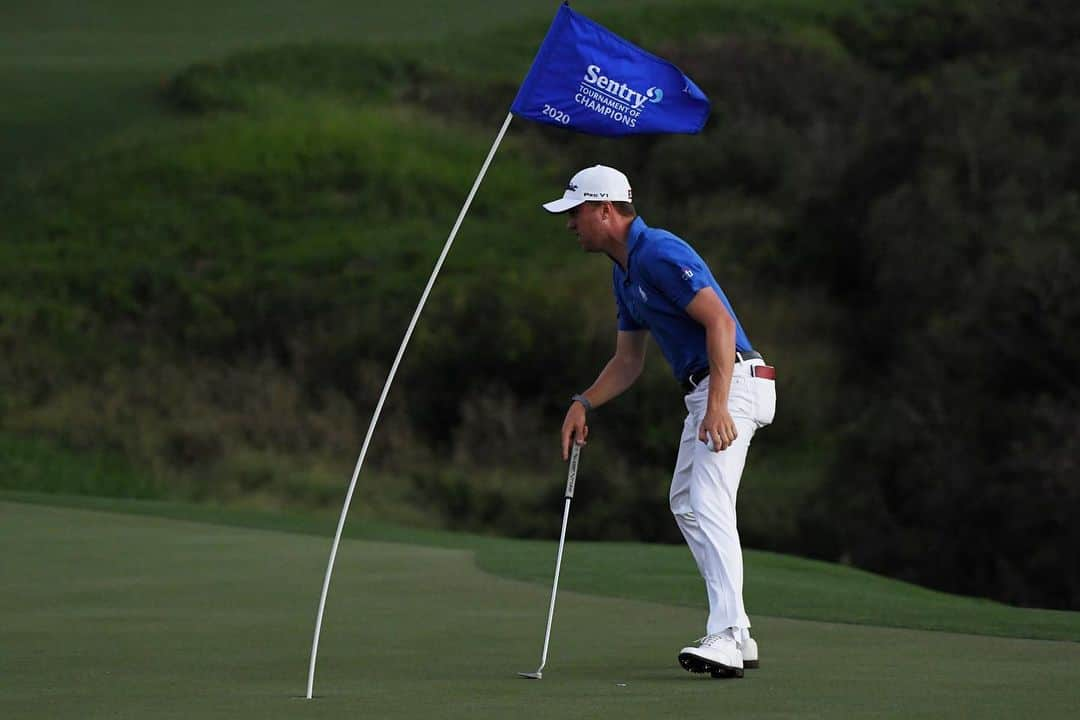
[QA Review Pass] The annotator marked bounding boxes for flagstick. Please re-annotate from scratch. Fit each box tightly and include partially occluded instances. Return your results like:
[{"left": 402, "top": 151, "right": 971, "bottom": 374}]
[{"left": 305, "top": 111, "right": 515, "bottom": 700}]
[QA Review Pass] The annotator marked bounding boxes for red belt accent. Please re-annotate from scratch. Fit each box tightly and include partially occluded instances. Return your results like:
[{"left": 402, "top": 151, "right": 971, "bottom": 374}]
[{"left": 751, "top": 365, "right": 776, "bottom": 380}]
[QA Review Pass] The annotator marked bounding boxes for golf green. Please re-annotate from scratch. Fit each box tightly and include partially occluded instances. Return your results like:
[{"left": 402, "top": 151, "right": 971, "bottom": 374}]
[{"left": 3, "top": 501, "right": 1078, "bottom": 719}]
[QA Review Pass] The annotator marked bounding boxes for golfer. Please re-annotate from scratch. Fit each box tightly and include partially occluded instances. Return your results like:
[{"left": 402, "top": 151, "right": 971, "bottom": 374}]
[{"left": 544, "top": 165, "right": 776, "bottom": 678}]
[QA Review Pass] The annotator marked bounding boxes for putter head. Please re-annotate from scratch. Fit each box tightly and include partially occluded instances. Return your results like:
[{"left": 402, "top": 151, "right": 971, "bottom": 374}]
[{"left": 517, "top": 671, "right": 542, "bottom": 680}]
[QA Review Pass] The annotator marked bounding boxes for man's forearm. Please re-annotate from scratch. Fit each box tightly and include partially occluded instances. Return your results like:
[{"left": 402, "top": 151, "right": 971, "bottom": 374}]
[
  {"left": 579, "top": 355, "right": 643, "bottom": 409},
  {"left": 706, "top": 317, "right": 736, "bottom": 411}
]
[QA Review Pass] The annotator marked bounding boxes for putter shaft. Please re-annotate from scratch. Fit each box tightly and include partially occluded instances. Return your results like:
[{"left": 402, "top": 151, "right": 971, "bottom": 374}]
[{"left": 521, "top": 443, "right": 580, "bottom": 679}]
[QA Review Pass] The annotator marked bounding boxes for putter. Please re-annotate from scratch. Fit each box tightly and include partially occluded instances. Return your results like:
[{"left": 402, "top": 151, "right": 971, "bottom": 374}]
[{"left": 518, "top": 442, "right": 582, "bottom": 680}]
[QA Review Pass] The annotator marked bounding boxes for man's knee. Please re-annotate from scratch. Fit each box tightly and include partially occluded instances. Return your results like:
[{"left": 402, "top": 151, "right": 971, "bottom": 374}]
[
  {"left": 672, "top": 508, "right": 696, "bottom": 528},
  {"left": 670, "top": 485, "right": 694, "bottom": 515}
]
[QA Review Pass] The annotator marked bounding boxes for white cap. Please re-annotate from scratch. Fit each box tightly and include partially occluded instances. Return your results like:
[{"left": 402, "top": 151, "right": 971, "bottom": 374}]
[{"left": 542, "top": 165, "right": 633, "bottom": 213}]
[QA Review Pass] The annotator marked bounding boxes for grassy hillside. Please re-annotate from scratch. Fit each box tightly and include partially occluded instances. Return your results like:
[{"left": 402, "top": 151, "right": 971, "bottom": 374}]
[
  {"left": 0, "top": 0, "right": 885, "bottom": 175},
  {"left": 2, "top": 0, "right": 870, "bottom": 548},
  {"left": 2, "top": 498, "right": 1078, "bottom": 720},
  {"left": 0, "top": 0, "right": 563, "bottom": 174}
]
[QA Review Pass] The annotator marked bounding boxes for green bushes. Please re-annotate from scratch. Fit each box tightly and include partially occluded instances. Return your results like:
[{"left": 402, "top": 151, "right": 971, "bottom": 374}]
[
  {"left": 165, "top": 44, "right": 430, "bottom": 114},
  {"left": 798, "top": 0, "right": 1080, "bottom": 609},
  {"left": 0, "top": 433, "right": 161, "bottom": 499}
]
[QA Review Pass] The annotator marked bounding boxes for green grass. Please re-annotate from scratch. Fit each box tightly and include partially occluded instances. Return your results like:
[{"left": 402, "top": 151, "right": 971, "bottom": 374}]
[
  {"left": 2, "top": 498, "right": 1078, "bottom": 720},
  {"left": 5, "top": 491, "right": 1078, "bottom": 644}
]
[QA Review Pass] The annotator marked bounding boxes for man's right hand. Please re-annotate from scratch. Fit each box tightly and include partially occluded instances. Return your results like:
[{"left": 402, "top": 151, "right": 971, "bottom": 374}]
[{"left": 561, "top": 402, "right": 589, "bottom": 461}]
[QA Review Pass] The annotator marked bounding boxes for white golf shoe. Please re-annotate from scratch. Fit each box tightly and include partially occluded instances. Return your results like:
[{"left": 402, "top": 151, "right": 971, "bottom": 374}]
[
  {"left": 678, "top": 633, "right": 744, "bottom": 678},
  {"left": 741, "top": 636, "right": 759, "bottom": 670}
]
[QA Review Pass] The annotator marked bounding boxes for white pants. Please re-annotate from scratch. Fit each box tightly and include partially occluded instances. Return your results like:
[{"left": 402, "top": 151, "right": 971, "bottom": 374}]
[{"left": 669, "top": 360, "right": 776, "bottom": 638}]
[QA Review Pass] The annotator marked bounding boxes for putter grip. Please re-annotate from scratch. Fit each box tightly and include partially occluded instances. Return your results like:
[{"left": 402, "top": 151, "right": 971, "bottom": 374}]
[{"left": 564, "top": 443, "right": 581, "bottom": 498}]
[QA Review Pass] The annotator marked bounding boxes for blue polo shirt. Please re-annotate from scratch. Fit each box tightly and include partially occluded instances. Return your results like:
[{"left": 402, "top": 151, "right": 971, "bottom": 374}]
[{"left": 613, "top": 217, "right": 753, "bottom": 381}]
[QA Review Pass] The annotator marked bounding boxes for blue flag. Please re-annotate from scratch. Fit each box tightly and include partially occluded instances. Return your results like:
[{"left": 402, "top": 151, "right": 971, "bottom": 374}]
[{"left": 510, "top": 3, "right": 710, "bottom": 136}]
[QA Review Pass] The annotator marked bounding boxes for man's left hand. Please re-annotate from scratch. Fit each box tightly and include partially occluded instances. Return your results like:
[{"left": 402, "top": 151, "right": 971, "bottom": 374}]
[{"left": 699, "top": 408, "right": 737, "bottom": 452}]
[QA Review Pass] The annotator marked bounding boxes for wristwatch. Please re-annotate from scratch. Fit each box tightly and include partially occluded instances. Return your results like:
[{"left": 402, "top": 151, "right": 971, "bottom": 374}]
[{"left": 571, "top": 394, "right": 593, "bottom": 412}]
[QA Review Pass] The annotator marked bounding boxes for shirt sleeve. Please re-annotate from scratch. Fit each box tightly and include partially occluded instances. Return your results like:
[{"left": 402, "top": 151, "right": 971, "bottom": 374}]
[
  {"left": 613, "top": 272, "right": 644, "bottom": 331},
  {"left": 642, "top": 243, "right": 714, "bottom": 309}
]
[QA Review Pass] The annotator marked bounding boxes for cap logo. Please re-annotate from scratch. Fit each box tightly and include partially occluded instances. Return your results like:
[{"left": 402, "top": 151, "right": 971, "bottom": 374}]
[{"left": 566, "top": 183, "right": 578, "bottom": 192}]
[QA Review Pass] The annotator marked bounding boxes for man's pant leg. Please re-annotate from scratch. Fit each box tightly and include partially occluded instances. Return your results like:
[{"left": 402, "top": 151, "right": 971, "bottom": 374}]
[{"left": 671, "top": 377, "right": 757, "bottom": 637}]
